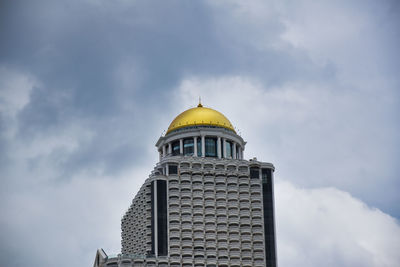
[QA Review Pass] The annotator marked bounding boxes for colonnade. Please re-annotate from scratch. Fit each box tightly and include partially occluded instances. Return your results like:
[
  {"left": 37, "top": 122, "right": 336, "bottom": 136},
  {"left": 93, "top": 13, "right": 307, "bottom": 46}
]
[{"left": 160, "top": 135, "right": 243, "bottom": 160}]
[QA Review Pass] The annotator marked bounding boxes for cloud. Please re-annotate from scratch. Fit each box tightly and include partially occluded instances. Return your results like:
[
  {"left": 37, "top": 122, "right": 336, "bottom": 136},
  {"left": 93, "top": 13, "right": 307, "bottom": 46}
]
[
  {"left": 0, "top": 0, "right": 399, "bottom": 266},
  {"left": 176, "top": 75, "right": 400, "bottom": 216},
  {"left": 0, "top": 166, "right": 152, "bottom": 267},
  {"left": 276, "top": 181, "right": 400, "bottom": 267}
]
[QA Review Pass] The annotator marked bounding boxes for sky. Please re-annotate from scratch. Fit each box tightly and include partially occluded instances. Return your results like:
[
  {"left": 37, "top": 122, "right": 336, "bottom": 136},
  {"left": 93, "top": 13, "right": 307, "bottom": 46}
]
[{"left": 0, "top": 0, "right": 399, "bottom": 266}]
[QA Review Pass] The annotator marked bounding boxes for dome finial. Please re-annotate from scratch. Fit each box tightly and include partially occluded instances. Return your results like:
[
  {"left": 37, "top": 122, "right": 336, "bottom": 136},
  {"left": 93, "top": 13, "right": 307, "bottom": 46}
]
[{"left": 198, "top": 96, "right": 203, "bottom": 107}]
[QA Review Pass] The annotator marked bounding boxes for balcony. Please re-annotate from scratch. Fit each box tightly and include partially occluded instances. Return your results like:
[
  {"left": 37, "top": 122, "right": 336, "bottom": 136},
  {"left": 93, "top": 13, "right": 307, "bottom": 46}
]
[
  {"left": 181, "top": 183, "right": 191, "bottom": 191},
  {"left": 181, "top": 214, "right": 192, "bottom": 222},
  {"left": 251, "top": 202, "right": 262, "bottom": 210},
  {"left": 193, "top": 207, "right": 203, "bottom": 215},
  {"left": 169, "top": 230, "right": 180, "bottom": 239},
  {"left": 229, "top": 242, "right": 240, "bottom": 250},
  {"left": 169, "top": 206, "right": 180, "bottom": 214},
  {"left": 193, "top": 215, "right": 204, "bottom": 223},
  {"left": 204, "top": 184, "right": 215, "bottom": 192},
  {"left": 253, "top": 234, "right": 264, "bottom": 242},
  {"left": 241, "top": 241, "right": 252, "bottom": 250},
  {"left": 181, "top": 191, "right": 192, "bottom": 199},
  {"left": 169, "top": 197, "right": 180, "bottom": 206},
  {"left": 194, "top": 239, "right": 205, "bottom": 247},
  {"left": 193, "top": 225, "right": 205, "bottom": 232},
  {"left": 180, "top": 167, "right": 191, "bottom": 175},
  {"left": 169, "top": 189, "right": 180, "bottom": 198},
  {"left": 240, "top": 218, "right": 251, "bottom": 226},
  {"left": 205, "top": 216, "right": 216, "bottom": 224},
  {"left": 180, "top": 174, "right": 191, "bottom": 182},
  {"left": 182, "top": 223, "right": 192, "bottom": 231},
  {"left": 230, "top": 258, "right": 241, "bottom": 266},
  {"left": 206, "top": 257, "right": 217, "bottom": 265},
  {"left": 218, "top": 258, "right": 229, "bottom": 266},
  {"left": 169, "top": 247, "right": 180, "bottom": 256},
  {"left": 203, "top": 176, "right": 214, "bottom": 183},
  {"left": 169, "top": 182, "right": 179, "bottom": 190},
  {"left": 205, "top": 224, "right": 216, "bottom": 232},
  {"left": 254, "top": 251, "right": 264, "bottom": 259},
  {"left": 169, "top": 214, "right": 180, "bottom": 223},
  {"left": 252, "top": 218, "right": 263, "bottom": 226},
  {"left": 194, "top": 258, "right": 205, "bottom": 265},
  {"left": 253, "top": 243, "right": 264, "bottom": 251},
  {"left": 216, "top": 201, "right": 226, "bottom": 208},
  {"left": 181, "top": 207, "right": 192, "bottom": 214},
  {"left": 192, "top": 173, "right": 203, "bottom": 180},
  {"left": 240, "top": 210, "right": 251, "bottom": 217},
  {"left": 239, "top": 192, "right": 250, "bottom": 200},
  {"left": 227, "top": 201, "right": 239, "bottom": 209},
  {"left": 205, "top": 200, "right": 215, "bottom": 208},
  {"left": 215, "top": 176, "right": 226, "bottom": 184},
  {"left": 239, "top": 177, "right": 249, "bottom": 185},
  {"left": 170, "top": 256, "right": 181, "bottom": 264},
  {"left": 216, "top": 192, "right": 226, "bottom": 200},
  {"left": 252, "top": 210, "right": 262, "bottom": 218},
  {"left": 181, "top": 232, "right": 192, "bottom": 239},
  {"left": 193, "top": 199, "right": 203, "bottom": 207},
  {"left": 217, "top": 233, "right": 228, "bottom": 241},
  {"left": 205, "top": 232, "right": 216, "bottom": 240},
  {"left": 228, "top": 208, "right": 239, "bottom": 216}
]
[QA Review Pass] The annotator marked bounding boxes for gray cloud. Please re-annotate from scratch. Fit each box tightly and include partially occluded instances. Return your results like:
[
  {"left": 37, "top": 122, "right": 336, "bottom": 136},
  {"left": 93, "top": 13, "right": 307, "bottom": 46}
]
[{"left": 0, "top": 0, "right": 399, "bottom": 266}]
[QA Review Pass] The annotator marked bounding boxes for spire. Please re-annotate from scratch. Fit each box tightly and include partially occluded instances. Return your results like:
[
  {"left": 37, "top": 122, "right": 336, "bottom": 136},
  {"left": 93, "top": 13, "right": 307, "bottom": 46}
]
[{"left": 197, "top": 96, "right": 203, "bottom": 107}]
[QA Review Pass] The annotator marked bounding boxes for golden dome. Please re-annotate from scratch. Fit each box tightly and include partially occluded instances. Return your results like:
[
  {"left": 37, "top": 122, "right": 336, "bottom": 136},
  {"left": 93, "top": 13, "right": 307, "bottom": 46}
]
[{"left": 166, "top": 104, "right": 235, "bottom": 134}]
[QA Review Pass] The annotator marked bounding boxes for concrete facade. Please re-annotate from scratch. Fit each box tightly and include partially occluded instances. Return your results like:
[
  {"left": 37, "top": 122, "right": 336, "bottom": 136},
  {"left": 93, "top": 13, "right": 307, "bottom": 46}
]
[{"left": 94, "top": 123, "right": 277, "bottom": 267}]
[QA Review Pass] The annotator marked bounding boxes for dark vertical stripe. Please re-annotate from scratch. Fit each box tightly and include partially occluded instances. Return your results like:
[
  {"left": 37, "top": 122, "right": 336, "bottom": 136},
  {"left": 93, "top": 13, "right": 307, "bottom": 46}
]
[
  {"left": 150, "top": 181, "right": 155, "bottom": 255},
  {"left": 157, "top": 180, "right": 168, "bottom": 256},
  {"left": 262, "top": 168, "right": 277, "bottom": 267}
]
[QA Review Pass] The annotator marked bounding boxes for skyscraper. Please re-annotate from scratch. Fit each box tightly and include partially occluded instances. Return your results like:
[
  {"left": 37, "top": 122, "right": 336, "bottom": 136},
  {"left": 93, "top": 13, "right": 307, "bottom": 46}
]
[{"left": 94, "top": 103, "right": 277, "bottom": 267}]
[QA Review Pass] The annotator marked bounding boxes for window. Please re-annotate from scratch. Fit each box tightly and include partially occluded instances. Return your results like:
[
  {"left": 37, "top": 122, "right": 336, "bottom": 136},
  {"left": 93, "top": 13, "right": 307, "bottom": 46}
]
[
  {"left": 183, "top": 138, "right": 194, "bottom": 155},
  {"left": 205, "top": 137, "right": 217, "bottom": 157},
  {"left": 150, "top": 181, "right": 155, "bottom": 255},
  {"left": 250, "top": 167, "right": 260, "bottom": 179},
  {"left": 157, "top": 180, "right": 168, "bottom": 256},
  {"left": 197, "top": 137, "right": 202, "bottom": 156},
  {"left": 172, "top": 141, "right": 180, "bottom": 156},
  {"left": 262, "top": 168, "right": 276, "bottom": 267},
  {"left": 220, "top": 139, "right": 224, "bottom": 158},
  {"left": 226, "top": 141, "right": 233, "bottom": 158},
  {"left": 169, "top": 165, "right": 178, "bottom": 175}
]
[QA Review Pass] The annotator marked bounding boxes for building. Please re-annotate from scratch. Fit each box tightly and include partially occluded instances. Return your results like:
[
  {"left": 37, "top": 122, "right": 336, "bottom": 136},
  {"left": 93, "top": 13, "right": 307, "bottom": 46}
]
[{"left": 94, "top": 103, "right": 277, "bottom": 267}]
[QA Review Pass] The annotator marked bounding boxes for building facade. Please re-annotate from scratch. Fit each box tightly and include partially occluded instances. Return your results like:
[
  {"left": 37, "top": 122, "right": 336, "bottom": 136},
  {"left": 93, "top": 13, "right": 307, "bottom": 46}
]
[{"left": 94, "top": 104, "right": 277, "bottom": 267}]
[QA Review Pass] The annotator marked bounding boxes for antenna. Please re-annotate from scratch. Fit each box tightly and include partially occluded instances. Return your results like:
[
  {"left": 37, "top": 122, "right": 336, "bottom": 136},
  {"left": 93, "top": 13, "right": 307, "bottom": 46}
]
[{"left": 198, "top": 96, "right": 203, "bottom": 107}]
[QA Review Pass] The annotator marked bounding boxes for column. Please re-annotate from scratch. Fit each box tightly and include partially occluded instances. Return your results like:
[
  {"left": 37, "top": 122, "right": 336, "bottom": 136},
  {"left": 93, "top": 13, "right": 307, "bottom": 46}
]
[
  {"left": 179, "top": 139, "right": 183, "bottom": 155},
  {"left": 201, "top": 135, "right": 205, "bottom": 157},
  {"left": 233, "top": 143, "right": 237, "bottom": 159},
  {"left": 217, "top": 137, "right": 221, "bottom": 159},
  {"left": 168, "top": 143, "right": 172, "bottom": 155},
  {"left": 162, "top": 145, "right": 166, "bottom": 157},
  {"left": 223, "top": 138, "right": 227, "bottom": 159},
  {"left": 193, "top": 137, "right": 198, "bottom": 157}
]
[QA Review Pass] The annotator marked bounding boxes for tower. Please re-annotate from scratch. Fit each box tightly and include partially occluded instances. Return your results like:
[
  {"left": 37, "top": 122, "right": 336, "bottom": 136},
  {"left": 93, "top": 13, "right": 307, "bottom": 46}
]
[{"left": 94, "top": 104, "right": 277, "bottom": 267}]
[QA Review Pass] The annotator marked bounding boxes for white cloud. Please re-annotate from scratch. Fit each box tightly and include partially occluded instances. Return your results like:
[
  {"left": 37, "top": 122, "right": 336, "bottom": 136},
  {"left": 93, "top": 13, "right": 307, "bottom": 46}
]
[
  {"left": 0, "top": 66, "right": 36, "bottom": 117},
  {"left": 175, "top": 75, "right": 399, "bottom": 214},
  {"left": 0, "top": 67, "right": 38, "bottom": 139},
  {"left": 276, "top": 180, "right": 400, "bottom": 267},
  {"left": 0, "top": 164, "right": 151, "bottom": 266}
]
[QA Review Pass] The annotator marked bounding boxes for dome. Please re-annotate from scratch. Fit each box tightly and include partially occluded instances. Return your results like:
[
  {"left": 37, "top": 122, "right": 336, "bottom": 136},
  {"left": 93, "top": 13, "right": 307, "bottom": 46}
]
[{"left": 166, "top": 104, "right": 235, "bottom": 134}]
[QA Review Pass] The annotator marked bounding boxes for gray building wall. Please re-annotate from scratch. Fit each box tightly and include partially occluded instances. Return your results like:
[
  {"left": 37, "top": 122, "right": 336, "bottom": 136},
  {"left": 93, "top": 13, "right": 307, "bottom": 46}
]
[{"left": 116, "top": 156, "right": 275, "bottom": 267}]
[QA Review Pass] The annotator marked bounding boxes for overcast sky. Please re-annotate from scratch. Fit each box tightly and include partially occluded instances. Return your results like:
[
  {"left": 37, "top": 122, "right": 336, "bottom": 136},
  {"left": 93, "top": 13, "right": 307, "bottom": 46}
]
[{"left": 0, "top": 0, "right": 399, "bottom": 266}]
